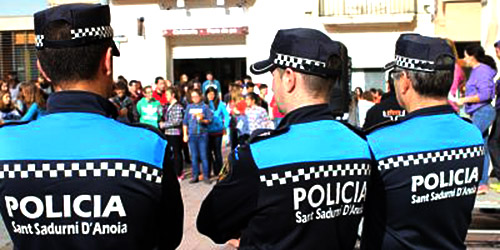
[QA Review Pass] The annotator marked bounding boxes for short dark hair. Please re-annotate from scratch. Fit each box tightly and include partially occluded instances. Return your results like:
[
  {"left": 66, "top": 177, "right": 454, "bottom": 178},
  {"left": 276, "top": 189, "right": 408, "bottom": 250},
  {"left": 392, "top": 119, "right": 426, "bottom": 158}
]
[
  {"left": 115, "top": 81, "right": 128, "bottom": 91},
  {"left": 246, "top": 82, "right": 255, "bottom": 88},
  {"left": 260, "top": 84, "right": 268, "bottom": 89},
  {"left": 165, "top": 86, "right": 180, "bottom": 101},
  {"left": 129, "top": 80, "right": 140, "bottom": 86},
  {"left": 278, "top": 55, "right": 342, "bottom": 100},
  {"left": 396, "top": 55, "right": 455, "bottom": 98},
  {"left": 246, "top": 92, "right": 259, "bottom": 102},
  {"left": 36, "top": 20, "right": 111, "bottom": 88},
  {"left": 155, "top": 76, "right": 164, "bottom": 84},
  {"left": 243, "top": 75, "right": 252, "bottom": 81}
]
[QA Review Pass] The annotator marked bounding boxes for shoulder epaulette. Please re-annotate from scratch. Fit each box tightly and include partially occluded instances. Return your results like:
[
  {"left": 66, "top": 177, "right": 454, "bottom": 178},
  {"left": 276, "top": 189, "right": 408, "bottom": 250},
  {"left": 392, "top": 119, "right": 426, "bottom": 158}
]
[
  {"left": 364, "top": 119, "right": 400, "bottom": 134},
  {"left": 248, "top": 127, "right": 290, "bottom": 144},
  {"left": 337, "top": 120, "right": 367, "bottom": 140},
  {"left": 0, "top": 120, "right": 31, "bottom": 129},
  {"left": 122, "top": 122, "right": 167, "bottom": 140}
]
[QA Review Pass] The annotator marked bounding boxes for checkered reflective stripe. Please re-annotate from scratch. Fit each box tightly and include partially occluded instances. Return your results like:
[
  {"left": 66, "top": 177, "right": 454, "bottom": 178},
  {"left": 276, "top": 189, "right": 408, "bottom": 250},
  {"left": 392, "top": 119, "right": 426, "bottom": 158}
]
[
  {"left": 0, "top": 161, "right": 162, "bottom": 184},
  {"left": 71, "top": 26, "right": 114, "bottom": 40},
  {"left": 395, "top": 55, "right": 434, "bottom": 72},
  {"left": 274, "top": 53, "right": 326, "bottom": 71},
  {"left": 378, "top": 146, "right": 484, "bottom": 171},
  {"left": 35, "top": 35, "right": 44, "bottom": 48},
  {"left": 260, "top": 163, "right": 371, "bottom": 187}
]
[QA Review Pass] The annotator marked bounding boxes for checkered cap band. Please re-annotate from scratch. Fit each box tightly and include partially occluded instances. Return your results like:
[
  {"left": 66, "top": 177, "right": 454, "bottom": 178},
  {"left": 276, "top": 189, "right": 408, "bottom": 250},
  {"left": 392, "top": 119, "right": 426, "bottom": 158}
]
[
  {"left": 378, "top": 146, "right": 484, "bottom": 171},
  {"left": 273, "top": 53, "right": 327, "bottom": 71},
  {"left": 0, "top": 161, "right": 162, "bottom": 184},
  {"left": 35, "top": 35, "right": 44, "bottom": 48},
  {"left": 35, "top": 26, "right": 114, "bottom": 49},
  {"left": 260, "top": 163, "right": 371, "bottom": 187},
  {"left": 71, "top": 26, "right": 114, "bottom": 40},
  {"left": 395, "top": 55, "right": 435, "bottom": 72}
]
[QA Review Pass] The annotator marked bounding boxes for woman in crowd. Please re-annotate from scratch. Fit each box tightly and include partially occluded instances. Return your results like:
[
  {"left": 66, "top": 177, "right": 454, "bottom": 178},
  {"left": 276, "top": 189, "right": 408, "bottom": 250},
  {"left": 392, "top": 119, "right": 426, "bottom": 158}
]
[
  {"left": 17, "top": 81, "right": 47, "bottom": 121},
  {"left": 458, "top": 44, "right": 497, "bottom": 195},
  {"left": 227, "top": 81, "right": 246, "bottom": 149},
  {"left": 204, "top": 87, "right": 230, "bottom": 178},
  {"left": 243, "top": 92, "right": 273, "bottom": 138},
  {"left": 183, "top": 89, "right": 213, "bottom": 184},
  {"left": 445, "top": 39, "right": 466, "bottom": 112},
  {"left": 160, "top": 87, "right": 185, "bottom": 181},
  {"left": 354, "top": 87, "right": 363, "bottom": 101},
  {"left": 358, "top": 91, "right": 375, "bottom": 128},
  {"left": 0, "top": 80, "right": 8, "bottom": 93},
  {"left": 0, "top": 91, "right": 21, "bottom": 123}
]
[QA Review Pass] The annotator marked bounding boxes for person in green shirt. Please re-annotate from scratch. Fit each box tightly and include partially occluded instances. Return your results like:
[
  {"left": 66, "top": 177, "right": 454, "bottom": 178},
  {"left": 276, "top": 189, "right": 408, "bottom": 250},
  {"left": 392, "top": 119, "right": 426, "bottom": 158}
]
[{"left": 136, "top": 86, "right": 162, "bottom": 128}]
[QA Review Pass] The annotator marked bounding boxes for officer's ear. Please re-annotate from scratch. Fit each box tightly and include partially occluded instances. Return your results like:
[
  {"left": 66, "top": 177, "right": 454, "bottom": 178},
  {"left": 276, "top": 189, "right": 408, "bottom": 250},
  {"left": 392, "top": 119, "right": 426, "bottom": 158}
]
[
  {"left": 36, "top": 60, "right": 52, "bottom": 83},
  {"left": 101, "top": 47, "right": 113, "bottom": 77},
  {"left": 399, "top": 71, "right": 412, "bottom": 95},
  {"left": 282, "top": 67, "right": 297, "bottom": 94}
]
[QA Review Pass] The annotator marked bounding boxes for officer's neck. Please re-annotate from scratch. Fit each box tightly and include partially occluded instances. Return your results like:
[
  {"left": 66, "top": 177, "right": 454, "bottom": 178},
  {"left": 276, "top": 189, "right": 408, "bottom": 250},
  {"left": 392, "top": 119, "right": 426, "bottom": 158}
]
[
  {"left": 404, "top": 96, "right": 449, "bottom": 113},
  {"left": 54, "top": 78, "right": 112, "bottom": 98}
]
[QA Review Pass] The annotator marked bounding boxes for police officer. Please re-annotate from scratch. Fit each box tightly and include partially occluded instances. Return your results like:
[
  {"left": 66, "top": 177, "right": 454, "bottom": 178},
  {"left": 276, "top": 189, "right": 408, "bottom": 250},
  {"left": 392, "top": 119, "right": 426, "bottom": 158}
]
[
  {"left": 197, "top": 28, "right": 372, "bottom": 249},
  {"left": 361, "top": 34, "right": 484, "bottom": 249},
  {"left": 0, "top": 4, "right": 183, "bottom": 250}
]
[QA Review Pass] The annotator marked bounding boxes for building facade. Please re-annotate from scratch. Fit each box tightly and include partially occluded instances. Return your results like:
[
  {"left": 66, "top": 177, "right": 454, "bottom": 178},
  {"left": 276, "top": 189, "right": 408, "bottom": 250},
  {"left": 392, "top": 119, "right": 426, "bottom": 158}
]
[{"left": 109, "top": 0, "right": 437, "bottom": 91}]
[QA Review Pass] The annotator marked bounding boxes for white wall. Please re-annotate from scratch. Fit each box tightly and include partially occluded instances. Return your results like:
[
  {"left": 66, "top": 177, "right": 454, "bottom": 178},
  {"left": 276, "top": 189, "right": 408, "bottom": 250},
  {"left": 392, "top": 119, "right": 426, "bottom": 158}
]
[{"left": 109, "top": 0, "right": 435, "bottom": 89}]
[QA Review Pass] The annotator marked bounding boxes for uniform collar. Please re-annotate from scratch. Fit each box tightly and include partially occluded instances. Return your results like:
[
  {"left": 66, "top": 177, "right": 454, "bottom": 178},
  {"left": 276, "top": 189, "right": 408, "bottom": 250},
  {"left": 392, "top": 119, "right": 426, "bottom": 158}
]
[
  {"left": 277, "top": 104, "right": 333, "bottom": 129},
  {"left": 47, "top": 91, "right": 118, "bottom": 119},
  {"left": 402, "top": 104, "right": 455, "bottom": 121}
]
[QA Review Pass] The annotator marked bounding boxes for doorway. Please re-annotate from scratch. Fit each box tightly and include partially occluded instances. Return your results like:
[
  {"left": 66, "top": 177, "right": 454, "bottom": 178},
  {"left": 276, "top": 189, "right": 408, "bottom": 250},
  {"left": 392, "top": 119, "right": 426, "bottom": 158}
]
[{"left": 173, "top": 58, "right": 246, "bottom": 95}]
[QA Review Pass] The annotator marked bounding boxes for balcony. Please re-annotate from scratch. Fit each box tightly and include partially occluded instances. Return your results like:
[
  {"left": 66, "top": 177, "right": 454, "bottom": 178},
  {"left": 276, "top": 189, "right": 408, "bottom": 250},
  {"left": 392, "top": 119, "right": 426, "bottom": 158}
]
[{"left": 319, "top": 0, "right": 417, "bottom": 25}]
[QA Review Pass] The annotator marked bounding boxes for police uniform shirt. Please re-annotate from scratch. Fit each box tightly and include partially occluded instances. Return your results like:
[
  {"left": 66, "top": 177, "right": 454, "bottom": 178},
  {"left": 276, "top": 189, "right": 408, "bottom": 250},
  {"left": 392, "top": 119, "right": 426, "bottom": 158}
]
[
  {"left": 197, "top": 104, "right": 372, "bottom": 250},
  {"left": 361, "top": 105, "right": 483, "bottom": 250},
  {"left": 0, "top": 91, "right": 183, "bottom": 250},
  {"left": 362, "top": 92, "right": 406, "bottom": 130}
]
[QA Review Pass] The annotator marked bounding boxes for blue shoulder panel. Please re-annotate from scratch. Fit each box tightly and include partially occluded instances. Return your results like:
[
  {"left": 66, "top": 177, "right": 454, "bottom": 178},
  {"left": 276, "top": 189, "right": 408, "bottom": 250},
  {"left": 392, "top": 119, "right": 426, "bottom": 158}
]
[
  {"left": 368, "top": 113, "right": 484, "bottom": 160},
  {"left": 0, "top": 113, "right": 167, "bottom": 168},
  {"left": 250, "top": 120, "right": 371, "bottom": 169}
]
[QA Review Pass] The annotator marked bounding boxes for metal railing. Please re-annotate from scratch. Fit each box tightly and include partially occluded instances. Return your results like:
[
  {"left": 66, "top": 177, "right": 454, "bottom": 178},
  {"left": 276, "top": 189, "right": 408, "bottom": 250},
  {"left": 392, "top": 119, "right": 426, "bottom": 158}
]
[{"left": 319, "top": 0, "right": 416, "bottom": 17}]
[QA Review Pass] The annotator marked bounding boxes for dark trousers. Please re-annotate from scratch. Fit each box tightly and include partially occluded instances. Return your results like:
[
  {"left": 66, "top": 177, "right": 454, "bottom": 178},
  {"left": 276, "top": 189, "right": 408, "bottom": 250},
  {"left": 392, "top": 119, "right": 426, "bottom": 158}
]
[
  {"left": 488, "top": 110, "right": 500, "bottom": 179},
  {"left": 208, "top": 133, "right": 223, "bottom": 177},
  {"left": 166, "top": 135, "right": 183, "bottom": 177},
  {"left": 182, "top": 140, "right": 191, "bottom": 163}
]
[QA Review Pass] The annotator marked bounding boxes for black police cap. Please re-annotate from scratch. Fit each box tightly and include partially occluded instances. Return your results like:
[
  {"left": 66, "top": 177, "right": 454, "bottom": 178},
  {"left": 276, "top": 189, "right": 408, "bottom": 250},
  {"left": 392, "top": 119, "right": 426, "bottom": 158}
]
[
  {"left": 34, "top": 4, "right": 120, "bottom": 56},
  {"left": 385, "top": 33, "right": 454, "bottom": 72},
  {"left": 250, "top": 28, "right": 344, "bottom": 77}
]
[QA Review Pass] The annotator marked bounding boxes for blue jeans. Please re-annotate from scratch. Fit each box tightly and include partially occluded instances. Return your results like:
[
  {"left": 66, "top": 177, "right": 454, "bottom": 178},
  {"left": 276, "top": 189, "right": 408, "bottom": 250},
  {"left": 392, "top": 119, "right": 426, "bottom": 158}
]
[
  {"left": 471, "top": 104, "right": 496, "bottom": 185},
  {"left": 188, "top": 134, "right": 209, "bottom": 180}
]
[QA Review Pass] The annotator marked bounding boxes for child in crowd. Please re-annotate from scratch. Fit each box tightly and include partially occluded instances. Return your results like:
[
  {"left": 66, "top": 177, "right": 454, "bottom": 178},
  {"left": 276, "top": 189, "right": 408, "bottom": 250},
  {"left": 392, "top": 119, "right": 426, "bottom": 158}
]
[
  {"left": 160, "top": 87, "right": 185, "bottom": 181},
  {"left": 227, "top": 81, "right": 247, "bottom": 149},
  {"left": 183, "top": 89, "right": 213, "bottom": 184},
  {"left": 204, "top": 87, "right": 230, "bottom": 178},
  {"left": 17, "top": 81, "right": 47, "bottom": 121},
  {"left": 0, "top": 91, "right": 21, "bottom": 123},
  {"left": 111, "top": 81, "right": 135, "bottom": 123},
  {"left": 136, "top": 86, "right": 162, "bottom": 128},
  {"left": 243, "top": 92, "right": 273, "bottom": 137}
]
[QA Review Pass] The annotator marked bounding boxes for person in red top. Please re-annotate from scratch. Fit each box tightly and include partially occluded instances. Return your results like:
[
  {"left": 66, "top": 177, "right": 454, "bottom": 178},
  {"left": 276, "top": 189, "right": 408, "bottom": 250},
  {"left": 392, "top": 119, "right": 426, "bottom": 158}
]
[
  {"left": 270, "top": 95, "right": 285, "bottom": 128},
  {"left": 153, "top": 77, "right": 167, "bottom": 105}
]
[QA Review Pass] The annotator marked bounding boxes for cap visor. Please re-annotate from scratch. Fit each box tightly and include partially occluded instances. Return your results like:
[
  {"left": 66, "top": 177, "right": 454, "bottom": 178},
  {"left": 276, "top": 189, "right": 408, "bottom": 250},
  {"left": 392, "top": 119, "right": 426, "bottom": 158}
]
[
  {"left": 384, "top": 61, "right": 395, "bottom": 71},
  {"left": 112, "top": 42, "right": 120, "bottom": 57},
  {"left": 250, "top": 59, "right": 275, "bottom": 75}
]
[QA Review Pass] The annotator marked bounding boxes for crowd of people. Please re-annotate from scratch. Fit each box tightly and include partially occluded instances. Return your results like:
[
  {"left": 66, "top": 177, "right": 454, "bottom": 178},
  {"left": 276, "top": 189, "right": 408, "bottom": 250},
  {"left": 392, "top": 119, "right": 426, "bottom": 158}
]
[{"left": 107, "top": 72, "right": 274, "bottom": 183}]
